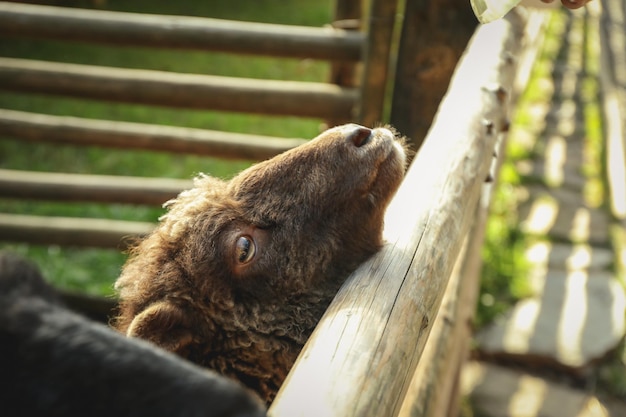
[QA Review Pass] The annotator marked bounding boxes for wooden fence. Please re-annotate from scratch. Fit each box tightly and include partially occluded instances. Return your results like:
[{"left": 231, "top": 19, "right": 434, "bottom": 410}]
[
  {"left": 0, "top": 0, "right": 397, "bottom": 248},
  {"left": 0, "top": 1, "right": 543, "bottom": 415}
]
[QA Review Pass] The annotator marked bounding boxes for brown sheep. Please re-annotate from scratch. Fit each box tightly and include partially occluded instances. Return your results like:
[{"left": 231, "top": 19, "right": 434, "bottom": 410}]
[{"left": 113, "top": 124, "right": 408, "bottom": 403}]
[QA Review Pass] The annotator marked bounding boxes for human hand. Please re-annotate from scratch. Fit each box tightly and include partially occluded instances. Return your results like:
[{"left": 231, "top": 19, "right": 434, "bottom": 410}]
[{"left": 540, "top": 0, "right": 592, "bottom": 9}]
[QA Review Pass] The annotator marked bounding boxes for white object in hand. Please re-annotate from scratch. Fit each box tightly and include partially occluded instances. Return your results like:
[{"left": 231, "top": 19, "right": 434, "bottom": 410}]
[{"left": 470, "top": 0, "right": 522, "bottom": 23}]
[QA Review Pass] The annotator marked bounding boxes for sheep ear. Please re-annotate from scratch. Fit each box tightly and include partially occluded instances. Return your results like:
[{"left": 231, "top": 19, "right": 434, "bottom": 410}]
[{"left": 126, "top": 302, "right": 194, "bottom": 354}]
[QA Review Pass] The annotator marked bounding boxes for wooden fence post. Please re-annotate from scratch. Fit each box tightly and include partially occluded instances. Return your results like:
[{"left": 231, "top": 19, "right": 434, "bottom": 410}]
[
  {"left": 390, "top": 0, "right": 478, "bottom": 151},
  {"left": 327, "top": 0, "right": 362, "bottom": 128},
  {"left": 358, "top": 0, "right": 400, "bottom": 126}
]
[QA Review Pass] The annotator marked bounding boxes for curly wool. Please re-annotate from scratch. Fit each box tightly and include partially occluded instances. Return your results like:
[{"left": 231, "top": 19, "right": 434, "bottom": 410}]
[{"left": 114, "top": 124, "right": 408, "bottom": 403}]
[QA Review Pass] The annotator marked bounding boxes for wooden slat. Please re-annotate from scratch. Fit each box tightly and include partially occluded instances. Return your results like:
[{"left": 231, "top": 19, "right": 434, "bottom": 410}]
[
  {"left": 0, "top": 213, "right": 153, "bottom": 249},
  {"left": 0, "top": 169, "right": 192, "bottom": 205},
  {"left": 269, "top": 13, "right": 524, "bottom": 417},
  {"left": 0, "top": 2, "right": 363, "bottom": 61},
  {"left": 0, "top": 58, "right": 358, "bottom": 119},
  {"left": 0, "top": 109, "right": 308, "bottom": 160}
]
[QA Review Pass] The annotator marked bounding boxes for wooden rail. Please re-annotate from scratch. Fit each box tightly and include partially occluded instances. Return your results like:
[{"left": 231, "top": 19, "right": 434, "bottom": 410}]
[
  {"left": 0, "top": 213, "right": 152, "bottom": 250},
  {"left": 0, "top": 168, "right": 167, "bottom": 247},
  {"left": 0, "top": 109, "right": 308, "bottom": 160},
  {"left": 0, "top": 58, "right": 357, "bottom": 119},
  {"left": 0, "top": 169, "right": 190, "bottom": 205},
  {"left": 0, "top": 2, "right": 363, "bottom": 60},
  {"left": 269, "top": 11, "right": 526, "bottom": 417},
  {"left": 398, "top": 11, "right": 549, "bottom": 417}
]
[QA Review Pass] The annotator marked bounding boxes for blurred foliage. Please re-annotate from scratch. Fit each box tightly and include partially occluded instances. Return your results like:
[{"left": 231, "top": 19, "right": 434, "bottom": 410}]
[{"left": 477, "top": 6, "right": 626, "bottom": 401}]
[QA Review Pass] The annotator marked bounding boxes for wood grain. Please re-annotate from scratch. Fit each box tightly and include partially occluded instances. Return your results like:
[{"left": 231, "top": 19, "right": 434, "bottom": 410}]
[{"left": 397, "top": 11, "right": 549, "bottom": 417}]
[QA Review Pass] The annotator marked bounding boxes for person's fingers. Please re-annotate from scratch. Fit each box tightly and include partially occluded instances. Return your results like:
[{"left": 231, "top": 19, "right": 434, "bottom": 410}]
[{"left": 561, "top": 0, "right": 590, "bottom": 9}]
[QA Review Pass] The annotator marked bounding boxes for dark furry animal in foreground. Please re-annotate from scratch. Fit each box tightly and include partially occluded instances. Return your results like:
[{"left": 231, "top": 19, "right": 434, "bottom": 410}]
[
  {"left": 0, "top": 251, "right": 266, "bottom": 417},
  {"left": 114, "top": 124, "right": 408, "bottom": 402}
]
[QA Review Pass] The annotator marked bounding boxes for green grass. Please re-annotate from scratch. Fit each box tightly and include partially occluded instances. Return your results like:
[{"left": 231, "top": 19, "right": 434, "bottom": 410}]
[{"left": 0, "top": 0, "right": 334, "bottom": 295}]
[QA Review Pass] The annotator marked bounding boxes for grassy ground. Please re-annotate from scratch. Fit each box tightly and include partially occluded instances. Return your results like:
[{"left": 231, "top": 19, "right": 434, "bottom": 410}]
[{"left": 0, "top": 0, "right": 333, "bottom": 295}]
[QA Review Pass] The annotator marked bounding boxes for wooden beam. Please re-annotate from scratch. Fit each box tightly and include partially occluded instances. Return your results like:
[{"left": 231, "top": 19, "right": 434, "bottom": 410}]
[
  {"left": 0, "top": 213, "right": 154, "bottom": 249},
  {"left": 0, "top": 109, "right": 307, "bottom": 160},
  {"left": 0, "top": 2, "right": 363, "bottom": 61},
  {"left": 0, "top": 58, "right": 358, "bottom": 120},
  {"left": 357, "top": 0, "right": 399, "bottom": 126},
  {"left": 0, "top": 169, "right": 192, "bottom": 205},
  {"left": 397, "top": 12, "right": 548, "bottom": 417},
  {"left": 390, "top": 0, "right": 478, "bottom": 151},
  {"left": 269, "top": 13, "right": 524, "bottom": 417}
]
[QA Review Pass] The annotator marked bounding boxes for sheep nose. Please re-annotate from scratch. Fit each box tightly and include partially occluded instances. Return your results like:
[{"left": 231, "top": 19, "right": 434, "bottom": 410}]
[{"left": 348, "top": 126, "right": 372, "bottom": 147}]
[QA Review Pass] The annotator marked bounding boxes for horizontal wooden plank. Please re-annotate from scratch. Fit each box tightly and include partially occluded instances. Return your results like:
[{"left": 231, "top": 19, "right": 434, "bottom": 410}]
[
  {"left": 0, "top": 109, "right": 308, "bottom": 160},
  {"left": 397, "top": 12, "right": 549, "bottom": 417},
  {"left": 0, "top": 213, "right": 154, "bottom": 249},
  {"left": 0, "top": 169, "right": 192, "bottom": 205},
  {"left": 270, "top": 12, "right": 525, "bottom": 417},
  {"left": 0, "top": 58, "right": 358, "bottom": 119},
  {"left": 0, "top": 2, "right": 363, "bottom": 60}
]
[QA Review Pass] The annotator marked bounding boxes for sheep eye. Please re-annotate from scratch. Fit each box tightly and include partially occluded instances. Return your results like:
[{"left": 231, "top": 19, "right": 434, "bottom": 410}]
[{"left": 236, "top": 236, "right": 256, "bottom": 264}]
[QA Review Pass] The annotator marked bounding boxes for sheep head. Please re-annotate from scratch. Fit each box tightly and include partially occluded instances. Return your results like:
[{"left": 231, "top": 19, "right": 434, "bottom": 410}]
[{"left": 114, "top": 124, "right": 408, "bottom": 402}]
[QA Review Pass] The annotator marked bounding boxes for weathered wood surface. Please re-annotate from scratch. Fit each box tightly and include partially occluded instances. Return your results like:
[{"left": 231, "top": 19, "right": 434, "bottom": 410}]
[
  {"left": 0, "top": 169, "right": 191, "bottom": 205},
  {"left": 0, "top": 2, "right": 363, "bottom": 61},
  {"left": 0, "top": 213, "right": 153, "bottom": 249},
  {"left": 269, "top": 12, "right": 524, "bottom": 417},
  {"left": 0, "top": 58, "right": 358, "bottom": 119},
  {"left": 0, "top": 109, "right": 307, "bottom": 160},
  {"left": 397, "top": 11, "right": 548, "bottom": 417}
]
